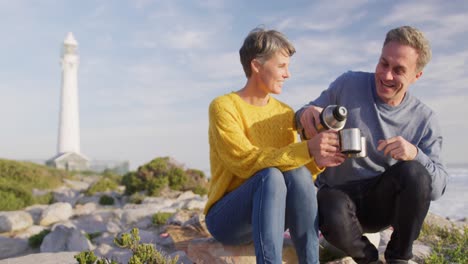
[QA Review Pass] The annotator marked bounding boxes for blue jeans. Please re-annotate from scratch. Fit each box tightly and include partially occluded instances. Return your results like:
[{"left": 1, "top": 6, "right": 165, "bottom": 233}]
[{"left": 205, "top": 166, "right": 319, "bottom": 264}]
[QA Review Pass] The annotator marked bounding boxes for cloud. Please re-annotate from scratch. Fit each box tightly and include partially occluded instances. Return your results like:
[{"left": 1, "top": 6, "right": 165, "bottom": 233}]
[{"left": 274, "top": 0, "right": 369, "bottom": 32}]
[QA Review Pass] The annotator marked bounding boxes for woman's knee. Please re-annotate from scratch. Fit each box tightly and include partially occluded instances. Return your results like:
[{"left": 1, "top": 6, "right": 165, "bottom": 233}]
[
  {"left": 256, "top": 167, "right": 287, "bottom": 195},
  {"left": 284, "top": 166, "right": 315, "bottom": 191}
]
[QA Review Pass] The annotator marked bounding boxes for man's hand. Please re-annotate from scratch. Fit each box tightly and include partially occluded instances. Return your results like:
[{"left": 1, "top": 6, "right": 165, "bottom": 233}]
[
  {"left": 377, "top": 136, "right": 418, "bottom": 161},
  {"left": 300, "top": 105, "right": 323, "bottom": 140},
  {"left": 307, "top": 131, "right": 345, "bottom": 167}
]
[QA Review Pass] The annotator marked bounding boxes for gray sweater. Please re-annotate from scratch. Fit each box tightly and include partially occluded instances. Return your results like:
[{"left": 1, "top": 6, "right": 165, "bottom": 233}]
[{"left": 296, "top": 71, "right": 448, "bottom": 200}]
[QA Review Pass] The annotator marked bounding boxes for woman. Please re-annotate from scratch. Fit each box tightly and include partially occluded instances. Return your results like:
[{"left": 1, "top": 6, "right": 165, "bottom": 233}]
[{"left": 205, "top": 27, "right": 344, "bottom": 264}]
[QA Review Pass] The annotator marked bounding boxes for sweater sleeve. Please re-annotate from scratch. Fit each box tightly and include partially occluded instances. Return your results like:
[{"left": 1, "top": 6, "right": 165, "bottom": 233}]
[
  {"left": 414, "top": 113, "right": 448, "bottom": 201},
  {"left": 209, "top": 99, "right": 321, "bottom": 178}
]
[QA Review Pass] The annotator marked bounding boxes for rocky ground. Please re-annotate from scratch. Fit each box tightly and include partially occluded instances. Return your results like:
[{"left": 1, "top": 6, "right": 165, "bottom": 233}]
[{"left": 0, "top": 177, "right": 465, "bottom": 264}]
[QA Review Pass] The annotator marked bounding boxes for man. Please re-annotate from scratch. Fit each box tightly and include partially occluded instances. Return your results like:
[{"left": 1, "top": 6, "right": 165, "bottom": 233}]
[{"left": 296, "top": 26, "right": 448, "bottom": 264}]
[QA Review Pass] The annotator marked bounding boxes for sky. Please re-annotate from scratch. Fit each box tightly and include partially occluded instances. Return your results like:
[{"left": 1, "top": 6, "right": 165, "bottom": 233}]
[{"left": 1, "top": 0, "right": 467, "bottom": 175}]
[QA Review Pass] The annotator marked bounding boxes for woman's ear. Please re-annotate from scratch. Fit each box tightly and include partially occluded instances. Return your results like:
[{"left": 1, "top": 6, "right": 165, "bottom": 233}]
[{"left": 251, "top": 59, "right": 261, "bottom": 74}]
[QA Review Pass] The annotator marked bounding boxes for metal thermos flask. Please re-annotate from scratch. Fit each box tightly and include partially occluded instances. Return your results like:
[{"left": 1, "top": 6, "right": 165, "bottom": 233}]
[{"left": 316, "top": 105, "right": 348, "bottom": 132}]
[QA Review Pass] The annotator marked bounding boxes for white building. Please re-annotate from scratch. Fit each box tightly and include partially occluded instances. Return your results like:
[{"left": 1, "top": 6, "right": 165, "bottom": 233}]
[{"left": 47, "top": 32, "right": 89, "bottom": 171}]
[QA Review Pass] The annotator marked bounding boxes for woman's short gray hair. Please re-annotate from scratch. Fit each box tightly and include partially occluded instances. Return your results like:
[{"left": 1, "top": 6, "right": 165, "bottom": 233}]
[{"left": 239, "top": 27, "right": 296, "bottom": 78}]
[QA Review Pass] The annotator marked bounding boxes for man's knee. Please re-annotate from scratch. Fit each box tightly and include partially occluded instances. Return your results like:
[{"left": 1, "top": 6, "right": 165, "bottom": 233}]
[
  {"left": 393, "top": 161, "right": 431, "bottom": 192},
  {"left": 318, "top": 188, "right": 356, "bottom": 228}
]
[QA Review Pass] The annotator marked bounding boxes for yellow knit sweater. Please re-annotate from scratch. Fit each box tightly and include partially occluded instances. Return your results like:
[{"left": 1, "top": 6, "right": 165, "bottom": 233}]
[{"left": 204, "top": 92, "right": 323, "bottom": 214}]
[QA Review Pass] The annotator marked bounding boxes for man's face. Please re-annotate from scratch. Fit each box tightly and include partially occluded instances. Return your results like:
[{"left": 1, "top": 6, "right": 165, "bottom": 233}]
[
  {"left": 374, "top": 41, "right": 422, "bottom": 106},
  {"left": 255, "top": 50, "right": 291, "bottom": 95}
]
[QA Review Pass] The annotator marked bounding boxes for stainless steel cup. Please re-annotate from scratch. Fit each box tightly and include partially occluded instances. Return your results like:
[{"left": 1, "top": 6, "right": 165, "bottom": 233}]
[
  {"left": 339, "top": 128, "right": 362, "bottom": 154},
  {"left": 347, "top": 136, "right": 367, "bottom": 158}
]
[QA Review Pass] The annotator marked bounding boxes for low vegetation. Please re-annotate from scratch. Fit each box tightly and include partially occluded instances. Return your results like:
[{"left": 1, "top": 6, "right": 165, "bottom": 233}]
[
  {"left": 28, "top": 229, "right": 51, "bottom": 248},
  {"left": 420, "top": 222, "right": 467, "bottom": 263},
  {"left": 99, "top": 194, "right": 115, "bottom": 205},
  {"left": 0, "top": 159, "right": 69, "bottom": 211},
  {"left": 75, "top": 228, "right": 178, "bottom": 264},
  {"left": 121, "top": 157, "right": 208, "bottom": 197},
  {"left": 152, "top": 212, "right": 173, "bottom": 226},
  {"left": 86, "top": 178, "right": 120, "bottom": 196}
]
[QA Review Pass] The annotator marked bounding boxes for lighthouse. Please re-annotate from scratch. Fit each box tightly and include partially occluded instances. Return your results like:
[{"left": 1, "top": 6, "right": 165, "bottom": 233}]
[{"left": 47, "top": 32, "right": 88, "bottom": 171}]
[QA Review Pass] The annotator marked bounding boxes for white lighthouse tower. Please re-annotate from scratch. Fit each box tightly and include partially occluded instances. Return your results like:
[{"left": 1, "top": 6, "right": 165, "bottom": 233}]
[{"left": 47, "top": 32, "right": 88, "bottom": 171}]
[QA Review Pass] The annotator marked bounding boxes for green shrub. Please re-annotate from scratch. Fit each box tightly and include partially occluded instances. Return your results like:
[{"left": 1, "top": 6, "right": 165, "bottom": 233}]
[
  {"left": 147, "top": 177, "right": 168, "bottom": 196},
  {"left": 33, "top": 192, "right": 54, "bottom": 205},
  {"left": 152, "top": 212, "right": 173, "bottom": 226},
  {"left": 192, "top": 185, "right": 207, "bottom": 196},
  {"left": 122, "top": 172, "right": 144, "bottom": 195},
  {"left": 0, "top": 159, "right": 68, "bottom": 210},
  {"left": 128, "top": 193, "right": 146, "bottom": 204},
  {"left": 420, "top": 223, "right": 468, "bottom": 263},
  {"left": 121, "top": 156, "right": 210, "bottom": 197},
  {"left": 0, "top": 190, "right": 27, "bottom": 211},
  {"left": 28, "top": 229, "right": 51, "bottom": 248},
  {"left": 86, "top": 178, "right": 119, "bottom": 196},
  {"left": 167, "top": 167, "right": 187, "bottom": 191},
  {"left": 0, "top": 184, "right": 33, "bottom": 211},
  {"left": 0, "top": 159, "right": 66, "bottom": 189},
  {"left": 75, "top": 228, "right": 178, "bottom": 264},
  {"left": 99, "top": 195, "right": 115, "bottom": 205}
]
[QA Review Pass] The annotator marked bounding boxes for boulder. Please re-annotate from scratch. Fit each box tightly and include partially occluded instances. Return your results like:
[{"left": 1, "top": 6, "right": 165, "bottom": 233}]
[
  {"left": 11, "top": 225, "right": 47, "bottom": 239},
  {"left": 0, "top": 252, "right": 79, "bottom": 264},
  {"left": 73, "top": 202, "right": 97, "bottom": 216},
  {"left": 40, "top": 225, "right": 94, "bottom": 253},
  {"left": 0, "top": 236, "right": 30, "bottom": 260},
  {"left": 0, "top": 211, "right": 33, "bottom": 233},
  {"left": 52, "top": 187, "right": 82, "bottom": 206},
  {"left": 187, "top": 237, "right": 298, "bottom": 264},
  {"left": 25, "top": 204, "right": 48, "bottom": 225},
  {"left": 39, "top": 203, "right": 73, "bottom": 226}
]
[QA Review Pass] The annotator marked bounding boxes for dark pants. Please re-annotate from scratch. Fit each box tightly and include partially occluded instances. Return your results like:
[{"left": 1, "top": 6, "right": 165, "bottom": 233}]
[{"left": 317, "top": 161, "right": 432, "bottom": 263}]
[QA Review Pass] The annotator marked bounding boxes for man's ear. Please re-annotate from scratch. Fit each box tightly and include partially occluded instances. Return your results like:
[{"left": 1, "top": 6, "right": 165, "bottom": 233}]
[
  {"left": 415, "top": 71, "right": 423, "bottom": 81},
  {"left": 251, "top": 59, "right": 261, "bottom": 74}
]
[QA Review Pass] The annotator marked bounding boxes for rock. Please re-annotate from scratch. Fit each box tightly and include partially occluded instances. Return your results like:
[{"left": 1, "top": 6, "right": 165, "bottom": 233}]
[
  {"left": 73, "top": 202, "right": 97, "bottom": 216},
  {"left": 0, "top": 236, "right": 30, "bottom": 260},
  {"left": 40, "top": 225, "right": 94, "bottom": 252},
  {"left": 75, "top": 195, "right": 100, "bottom": 205},
  {"left": 39, "top": 202, "right": 73, "bottom": 226},
  {"left": 412, "top": 241, "right": 432, "bottom": 263},
  {"left": 425, "top": 212, "right": 466, "bottom": 232},
  {"left": 185, "top": 199, "right": 206, "bottom": 210},
  {"left": 176, "top": 191, "right": 197, "bottom": 201},
  {"left": 0, "top": 211, "right": 33, "bottom": 233},
  {"left": 63, "top": 178, "right": 91, "bottom": 191},
  {"left": 105, "top": 221, "right": 123, "bottom": 234},
  {"left": 11, "top": 225, "right": 47, "bottom": 239},
  {"left": 187, "top": 237, "right": 298, "bottom": 264},
  {"left": 142, "top": 196, "right": 173, "bottom": 206},
  {"left": 71, "top": 213, "right": 108, "bottom": 234},
  {"left": 168, "top": 210, "right": 193, "bottom": 226},
  {"left": 94, "top": 244, "right": 132, "bottom": 264},
  {"left": 52, "top": 187, "right": 82, "bottom": 206},
  {"left": 168, "top": 250, "right": 193, "bottom": 264},
  {"left": 121, "top": 204, "right": 175, "bottom": 226},
  {"left": 0, "top": 252, "right": 79, "bottom": 264},
  {"left": 25, "top": 205, "right": 48, "bottom": 225}
]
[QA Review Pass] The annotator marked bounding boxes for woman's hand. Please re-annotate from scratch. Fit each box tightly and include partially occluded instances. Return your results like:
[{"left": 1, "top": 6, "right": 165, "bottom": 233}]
[
  {"left": 300, "top": 105, "right": 323, "bottom": 139},
  {"left": 307, "top": 131, "right": 345, "bottom": 167}
]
